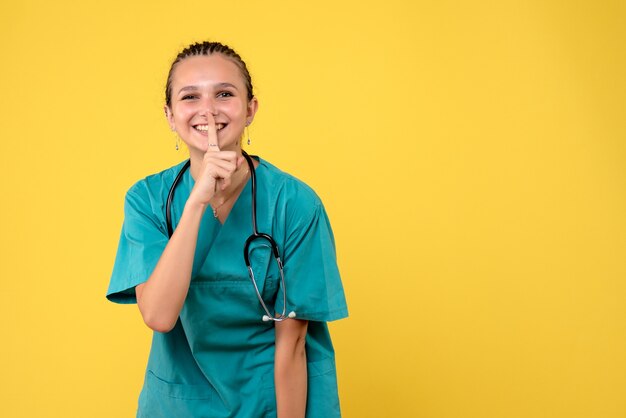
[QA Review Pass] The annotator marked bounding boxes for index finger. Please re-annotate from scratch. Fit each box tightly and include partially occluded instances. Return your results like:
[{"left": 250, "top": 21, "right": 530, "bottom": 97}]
[{"left": 206, "top": 113, "right": 220, "bottom": 152}]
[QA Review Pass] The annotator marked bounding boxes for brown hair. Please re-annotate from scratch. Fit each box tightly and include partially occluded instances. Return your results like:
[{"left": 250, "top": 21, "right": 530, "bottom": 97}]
[{"left": 165, "top": 41, "right": 254, "bottom": 106}]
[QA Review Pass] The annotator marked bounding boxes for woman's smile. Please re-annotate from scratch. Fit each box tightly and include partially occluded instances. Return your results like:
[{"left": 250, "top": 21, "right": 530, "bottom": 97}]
[{"left": 193, "top": 123, "right": 226, "bottom": 134}]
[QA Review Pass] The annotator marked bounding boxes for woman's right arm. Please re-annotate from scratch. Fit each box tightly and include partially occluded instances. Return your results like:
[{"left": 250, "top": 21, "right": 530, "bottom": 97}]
[
  {"left": 135, "top": 199, "right": 207, "bottom": 333},
  {"left": 135, "top": 117, "right": 239, "bottom": 333}
]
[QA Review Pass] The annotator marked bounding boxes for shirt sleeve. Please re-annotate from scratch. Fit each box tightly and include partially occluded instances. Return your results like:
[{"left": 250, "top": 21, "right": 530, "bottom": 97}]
[
  {"left": 277, "top": 201, "right": 348, "bottom": 322},
  {"left": 106, "top": 185, "right": 169, "bottom": 304}
]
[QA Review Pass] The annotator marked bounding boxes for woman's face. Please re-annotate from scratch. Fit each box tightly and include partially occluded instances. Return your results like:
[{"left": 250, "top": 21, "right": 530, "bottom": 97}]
[{"left": 165, "top": 54, "right": 257, "bottom": 156}]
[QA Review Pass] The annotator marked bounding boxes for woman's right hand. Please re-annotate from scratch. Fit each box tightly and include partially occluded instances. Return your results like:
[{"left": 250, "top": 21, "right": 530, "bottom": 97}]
[{"left": 187, "top": 114, "right": 242, "bottom": 206}]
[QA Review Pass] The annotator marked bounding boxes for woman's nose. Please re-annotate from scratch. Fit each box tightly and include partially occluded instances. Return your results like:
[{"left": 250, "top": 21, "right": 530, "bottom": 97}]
[{"left": 199, "top": 98, "right": 218, "bottom": 116}]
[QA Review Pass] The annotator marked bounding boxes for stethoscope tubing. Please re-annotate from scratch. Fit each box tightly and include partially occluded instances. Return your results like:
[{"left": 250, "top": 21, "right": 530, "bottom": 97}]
[{"left": 165, "top": 151, "right": 294, "bottom": 322}]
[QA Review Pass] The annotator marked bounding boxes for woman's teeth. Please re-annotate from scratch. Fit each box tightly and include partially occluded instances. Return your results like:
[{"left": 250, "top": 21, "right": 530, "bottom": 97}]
[{"left": 195, "top": 124, "right": 225, "bottom": 132}]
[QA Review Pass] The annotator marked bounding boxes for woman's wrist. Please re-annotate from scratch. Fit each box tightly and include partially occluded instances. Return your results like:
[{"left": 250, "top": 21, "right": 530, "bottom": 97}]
[{"left": 183, "top": 196, "right": 210, "bottom": 214}]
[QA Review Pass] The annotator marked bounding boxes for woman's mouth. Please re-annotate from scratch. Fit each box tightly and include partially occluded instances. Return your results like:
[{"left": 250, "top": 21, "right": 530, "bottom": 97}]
[{"left": 194, "top": 123, "right": 225, "bottom": 133}]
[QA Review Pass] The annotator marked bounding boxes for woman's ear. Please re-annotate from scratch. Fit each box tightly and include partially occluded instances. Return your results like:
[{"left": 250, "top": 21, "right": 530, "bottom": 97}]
[
  {"left": 164, "top": 105, "right": 175, "bottom": 131},
  {"left": 246, "top": 97, "right": 259, "bottom": 124}
]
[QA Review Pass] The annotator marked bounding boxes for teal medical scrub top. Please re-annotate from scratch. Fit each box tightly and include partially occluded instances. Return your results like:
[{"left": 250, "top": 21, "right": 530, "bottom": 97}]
[{"left": 107, "top": 157, "right": 348, "bottom": 418}]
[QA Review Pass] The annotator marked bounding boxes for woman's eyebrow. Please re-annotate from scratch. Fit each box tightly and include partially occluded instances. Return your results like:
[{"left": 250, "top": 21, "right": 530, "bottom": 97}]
[
  {"left": 177, "top": 83, "right": 239, "bottom": 94},
  {"left": 178, "top": 85, "right": 200, "bottom": 94},
  {"left": 215, "top": 82, "right": 239, "bottom": 90}
]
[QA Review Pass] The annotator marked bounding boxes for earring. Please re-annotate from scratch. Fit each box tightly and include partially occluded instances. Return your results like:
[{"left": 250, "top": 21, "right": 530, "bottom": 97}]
[
  {"left": 246, "top": 122, "right": 251, "bottom": 146},
  {"left": 174, "top": 133, "right": 181, "bottom": 151}
]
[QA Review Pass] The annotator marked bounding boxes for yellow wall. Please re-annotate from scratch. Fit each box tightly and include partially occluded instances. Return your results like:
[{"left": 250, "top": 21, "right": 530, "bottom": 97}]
[{"left": 1, "top": 1, "right": 625, "bottom": 417}]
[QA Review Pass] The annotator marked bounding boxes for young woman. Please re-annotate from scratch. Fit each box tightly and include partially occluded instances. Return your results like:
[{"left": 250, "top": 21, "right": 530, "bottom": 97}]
[{"left": 107, "top": 41, "right": 348, "bottom": 418}]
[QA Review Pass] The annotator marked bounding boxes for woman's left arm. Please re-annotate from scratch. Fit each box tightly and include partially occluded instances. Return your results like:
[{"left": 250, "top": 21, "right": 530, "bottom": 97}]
[{"left": 275, "top": 318, "right": 309, "bottom": 418}]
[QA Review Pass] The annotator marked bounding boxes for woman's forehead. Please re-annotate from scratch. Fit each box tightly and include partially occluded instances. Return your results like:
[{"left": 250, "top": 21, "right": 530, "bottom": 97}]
[{"left": 171, "top": 55, "right": 244, "bottom": 86}]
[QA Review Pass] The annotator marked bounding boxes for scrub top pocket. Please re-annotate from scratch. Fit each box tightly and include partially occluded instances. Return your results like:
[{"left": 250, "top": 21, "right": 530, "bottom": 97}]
[
  {"left": 305, "top": 358, "right": 342, "bottom": 418},
  {"left": 138, "top": 370, "right": 221, "bottom": 418},
  {"left": 144, "top": 370, "right": 215, "bottom": 400}
]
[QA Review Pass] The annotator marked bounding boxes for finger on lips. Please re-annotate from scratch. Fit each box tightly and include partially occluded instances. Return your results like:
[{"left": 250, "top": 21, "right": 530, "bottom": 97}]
[{"left": 206, "top": 113, "right": 219, "bottom": 151}]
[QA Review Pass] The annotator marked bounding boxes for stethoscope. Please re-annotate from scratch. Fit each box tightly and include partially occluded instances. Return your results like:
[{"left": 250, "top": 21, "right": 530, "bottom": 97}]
[{"left": 165, "top": 150, "right": 296, "bottom": 322}]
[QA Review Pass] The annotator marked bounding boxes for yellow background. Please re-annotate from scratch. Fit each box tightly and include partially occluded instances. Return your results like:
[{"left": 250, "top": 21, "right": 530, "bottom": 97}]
[{"left": 1, "top": 1, "right": 625, "bottom": 417}]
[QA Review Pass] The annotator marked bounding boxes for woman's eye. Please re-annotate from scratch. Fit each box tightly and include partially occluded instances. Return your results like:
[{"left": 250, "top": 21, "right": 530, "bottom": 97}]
[
  {"left": 217, "top": 91, "right": 233, "bottom": 98},
  {"left": 181, "top": 94, "right": 198, "bottom": 100}
]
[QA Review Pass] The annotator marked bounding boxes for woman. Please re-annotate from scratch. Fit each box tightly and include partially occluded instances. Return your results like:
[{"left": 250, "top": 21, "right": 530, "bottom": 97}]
[{"left": 107, "top": 41, "right": 348, "bottom": 418}]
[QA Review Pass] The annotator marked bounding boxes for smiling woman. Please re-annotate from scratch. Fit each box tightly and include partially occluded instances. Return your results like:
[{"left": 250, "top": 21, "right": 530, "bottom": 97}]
[{"left": 106, "top": 41, "right": 348, "bottom": 418}]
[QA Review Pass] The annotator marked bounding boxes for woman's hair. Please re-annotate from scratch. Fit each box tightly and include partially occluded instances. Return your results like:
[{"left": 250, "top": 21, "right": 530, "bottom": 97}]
[{"left": 165, "top": 41, "right": 254, "bottom": 106}]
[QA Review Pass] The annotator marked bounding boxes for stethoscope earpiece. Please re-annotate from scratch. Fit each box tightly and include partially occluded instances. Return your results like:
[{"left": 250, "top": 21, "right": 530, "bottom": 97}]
[{"left": 262, "top": 311, "right": 297, "bottom": 322}]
